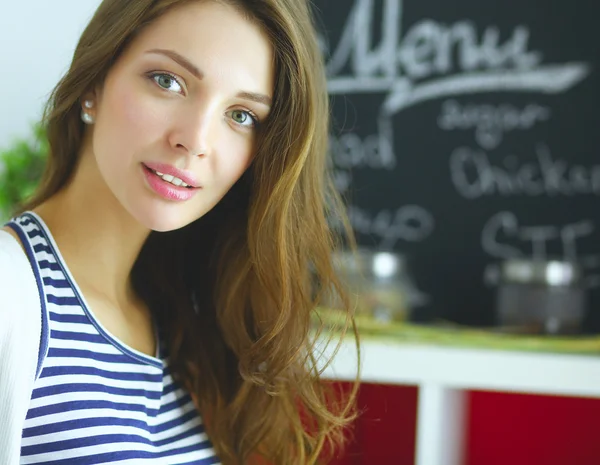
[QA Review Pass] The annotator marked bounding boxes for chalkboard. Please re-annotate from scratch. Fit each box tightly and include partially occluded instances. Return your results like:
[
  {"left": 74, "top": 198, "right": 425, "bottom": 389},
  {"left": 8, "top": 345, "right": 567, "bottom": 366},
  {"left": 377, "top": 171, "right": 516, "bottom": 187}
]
[{"left": 314, "top": 0, "right": 600, "bottom": 330}]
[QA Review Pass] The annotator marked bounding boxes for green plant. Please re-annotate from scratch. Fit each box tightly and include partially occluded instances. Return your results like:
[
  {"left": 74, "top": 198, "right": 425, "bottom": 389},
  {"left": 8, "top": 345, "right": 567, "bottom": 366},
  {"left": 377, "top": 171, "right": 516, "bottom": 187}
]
[{"left": 0, "top": 123, "right": 48, "bottom": 221}]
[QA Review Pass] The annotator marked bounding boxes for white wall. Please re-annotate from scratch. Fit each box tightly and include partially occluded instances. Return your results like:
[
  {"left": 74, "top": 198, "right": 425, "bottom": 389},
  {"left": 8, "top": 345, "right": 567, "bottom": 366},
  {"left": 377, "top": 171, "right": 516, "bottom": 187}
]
[{"left": 0, "top": 0, "right": 102, "bottom": 147}]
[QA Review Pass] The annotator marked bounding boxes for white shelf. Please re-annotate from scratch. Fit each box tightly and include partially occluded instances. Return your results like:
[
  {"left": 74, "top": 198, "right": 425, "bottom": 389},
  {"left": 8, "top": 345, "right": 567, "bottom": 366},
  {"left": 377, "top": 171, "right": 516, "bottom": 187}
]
[{"left": 320, "top": 338, "right": 600, "bottom": 465}]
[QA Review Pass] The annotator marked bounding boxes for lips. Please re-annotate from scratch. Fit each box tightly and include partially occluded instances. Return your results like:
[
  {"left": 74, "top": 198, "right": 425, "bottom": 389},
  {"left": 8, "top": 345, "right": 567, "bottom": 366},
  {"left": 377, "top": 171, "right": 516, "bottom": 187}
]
[
  {"left": 145, "top": 166, "right": 193, "bottom": 188},
  {"left": 143, "top": 162, "right": 201, "bottom": 189},
  {"left": 142, "top": 164, "right": 200, "bottom": 202}
]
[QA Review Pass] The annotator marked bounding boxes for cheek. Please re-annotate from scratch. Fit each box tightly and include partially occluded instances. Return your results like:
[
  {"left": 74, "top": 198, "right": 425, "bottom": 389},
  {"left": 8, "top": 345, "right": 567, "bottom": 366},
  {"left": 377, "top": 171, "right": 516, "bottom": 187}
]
[
  {"left": 219, "top": 138, "right": 255, "bottom": 182},
  {"left": 99, "top": 82, "right": 166, "bottom": 152}
]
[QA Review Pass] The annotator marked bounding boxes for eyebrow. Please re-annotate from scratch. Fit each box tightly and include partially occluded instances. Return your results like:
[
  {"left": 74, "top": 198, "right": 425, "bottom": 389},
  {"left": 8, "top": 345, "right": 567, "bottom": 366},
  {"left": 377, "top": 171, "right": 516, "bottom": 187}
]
[
  {"left": 236, "top": 91, "right": 272, "bottom": 107},
  {"left": 145, "top": 48, "right": 272, "bottom": 107},
  {"left": 146, "top": 48, "right": 203, "bottom": 80}
]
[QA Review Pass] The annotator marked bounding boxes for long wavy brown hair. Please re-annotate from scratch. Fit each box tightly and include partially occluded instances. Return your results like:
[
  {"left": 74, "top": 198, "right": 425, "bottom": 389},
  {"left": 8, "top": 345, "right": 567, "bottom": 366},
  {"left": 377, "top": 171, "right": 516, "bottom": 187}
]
[{"left": 19, "top": 0, "right": 359, "bottom": 463}]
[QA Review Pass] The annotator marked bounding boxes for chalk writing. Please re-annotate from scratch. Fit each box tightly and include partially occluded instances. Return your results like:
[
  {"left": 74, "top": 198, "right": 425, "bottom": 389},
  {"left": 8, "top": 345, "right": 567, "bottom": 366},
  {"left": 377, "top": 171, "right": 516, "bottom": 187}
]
[
  {"left": 329, "top": 129, "right": 396, "bottom": 170},
  {"left": 450, "top": 144, "right": 600, "bottom": 199},
  {"left": 347, "top": 204, "right": 435, "bottom": 249},
  {"left": 323, "top": 0, "right": 590, "bottom": 187},
  {"left": 438, "top": 100, "right": 551, "bottom": 149},
  {"left": 481, "top": 211, "right": 599, "bottom": 288},
  {"left": 324, "top": 0, "right": 590, "bottom": 115}
]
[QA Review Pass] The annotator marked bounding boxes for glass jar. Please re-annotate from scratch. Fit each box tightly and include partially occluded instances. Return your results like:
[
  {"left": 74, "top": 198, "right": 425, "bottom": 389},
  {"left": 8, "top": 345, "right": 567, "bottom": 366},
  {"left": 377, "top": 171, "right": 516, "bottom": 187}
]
[
  {"left": 326, "top": 249, "right": 413, "bottom": 323},
  {"left": 495, "top": 259, "right": 587, "bottom": 335}
]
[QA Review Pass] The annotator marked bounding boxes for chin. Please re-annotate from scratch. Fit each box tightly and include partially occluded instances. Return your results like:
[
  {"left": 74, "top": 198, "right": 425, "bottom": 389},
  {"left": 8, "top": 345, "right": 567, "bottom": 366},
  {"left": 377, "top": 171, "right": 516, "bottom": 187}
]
[{"left": 128, "top": 203, "right": 199, "bottom": 233}]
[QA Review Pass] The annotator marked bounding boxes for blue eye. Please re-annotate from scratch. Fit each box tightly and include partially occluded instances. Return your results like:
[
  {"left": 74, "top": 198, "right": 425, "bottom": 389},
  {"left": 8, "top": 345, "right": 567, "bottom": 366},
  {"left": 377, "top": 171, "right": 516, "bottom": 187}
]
[
  {"left": 149, "top": 72, "right": 184, "bottom": 94},
  {"left": 229, "top": 109, "right": 258, "bottom": 128}
]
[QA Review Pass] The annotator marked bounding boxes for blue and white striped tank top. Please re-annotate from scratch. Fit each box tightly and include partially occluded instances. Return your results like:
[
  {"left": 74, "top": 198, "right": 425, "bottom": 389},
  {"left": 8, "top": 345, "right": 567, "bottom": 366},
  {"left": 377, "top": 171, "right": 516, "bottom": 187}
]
[{"left": 7, "top": 212, "right": 220, "bottom": 464}]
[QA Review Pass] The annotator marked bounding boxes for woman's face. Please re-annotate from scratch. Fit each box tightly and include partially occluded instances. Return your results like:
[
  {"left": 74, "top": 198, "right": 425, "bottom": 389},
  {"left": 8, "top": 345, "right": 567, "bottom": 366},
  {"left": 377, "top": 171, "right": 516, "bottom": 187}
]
[{"left": 84, "top": 1, "right": 274, "bottom": 231}]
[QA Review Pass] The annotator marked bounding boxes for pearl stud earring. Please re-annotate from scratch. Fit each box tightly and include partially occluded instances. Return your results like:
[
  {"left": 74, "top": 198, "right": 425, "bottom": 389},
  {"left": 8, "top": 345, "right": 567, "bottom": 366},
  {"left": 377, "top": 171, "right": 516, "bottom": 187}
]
[
  {"left": 81, "top": 100, "right": 95, "bottom": 124},
  {"left": 81, "top": 111, "right": 95, "bottom": 124}
]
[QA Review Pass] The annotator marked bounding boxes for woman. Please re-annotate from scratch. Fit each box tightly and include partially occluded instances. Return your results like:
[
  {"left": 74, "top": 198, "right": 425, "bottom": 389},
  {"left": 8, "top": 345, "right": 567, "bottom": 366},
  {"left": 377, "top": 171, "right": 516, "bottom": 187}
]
[{"left": 0, "top": 0, "right": 358, "bottom": 464}]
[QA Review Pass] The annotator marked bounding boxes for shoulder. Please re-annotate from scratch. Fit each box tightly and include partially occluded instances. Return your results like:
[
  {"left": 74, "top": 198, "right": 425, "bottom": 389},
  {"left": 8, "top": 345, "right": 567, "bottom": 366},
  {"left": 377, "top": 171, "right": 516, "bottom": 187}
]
[
  {"left": 0, "top": 223, "right": 42, "bottom": 368},
  {"left": 0, "top": 226, "right": 28, "bottom": 281},
  {"left": 0, "top": 225, "right": 25, "bottom": 256},
  {"left": 0, "top": 225, "right": 38, "bottom": 322}
]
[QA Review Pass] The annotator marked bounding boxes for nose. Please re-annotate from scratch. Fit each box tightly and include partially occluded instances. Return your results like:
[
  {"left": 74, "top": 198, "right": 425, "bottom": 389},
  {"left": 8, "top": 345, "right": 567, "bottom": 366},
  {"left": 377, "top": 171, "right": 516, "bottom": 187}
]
[{"left": 168, "top": 101, "right": 217, "bottom": 158}]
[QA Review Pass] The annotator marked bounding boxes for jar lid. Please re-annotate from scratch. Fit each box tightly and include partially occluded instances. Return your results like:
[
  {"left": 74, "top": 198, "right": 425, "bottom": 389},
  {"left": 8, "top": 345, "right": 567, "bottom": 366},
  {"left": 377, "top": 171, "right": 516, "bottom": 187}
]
[
  {"left": 500, "top": 259, "right": 582, "bottom": 286},
  {"left": 332, "top": 249, "right": 406, "bottom": 279}
]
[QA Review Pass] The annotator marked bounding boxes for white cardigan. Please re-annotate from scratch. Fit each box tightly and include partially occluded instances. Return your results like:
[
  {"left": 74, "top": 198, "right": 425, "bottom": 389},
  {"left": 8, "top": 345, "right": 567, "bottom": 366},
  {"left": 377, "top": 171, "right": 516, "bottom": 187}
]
[{"left": 0, "top": 229, "right": 42, "bottom": 465}]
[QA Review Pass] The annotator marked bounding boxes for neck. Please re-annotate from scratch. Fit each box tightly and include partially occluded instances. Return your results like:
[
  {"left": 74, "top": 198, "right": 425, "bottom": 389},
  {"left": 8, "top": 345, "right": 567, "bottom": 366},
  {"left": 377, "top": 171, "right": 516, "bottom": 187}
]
[{"left": 33, "top": 157, "right": 150, "bottom": 308}]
